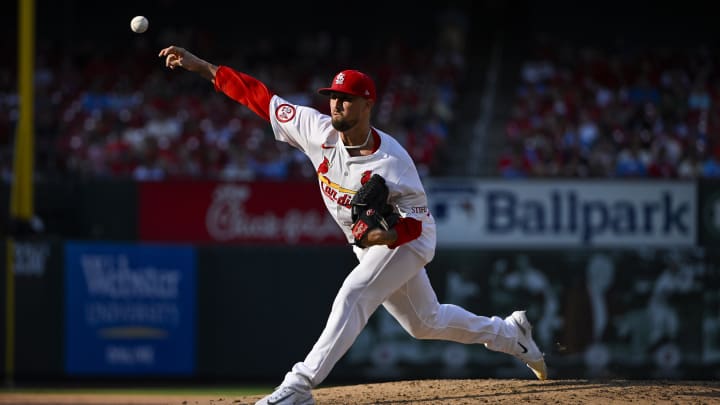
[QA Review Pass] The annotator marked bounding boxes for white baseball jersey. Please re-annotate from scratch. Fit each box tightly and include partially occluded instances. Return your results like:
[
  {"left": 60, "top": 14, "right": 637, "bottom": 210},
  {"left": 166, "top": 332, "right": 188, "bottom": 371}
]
[
  {"left": 212, "top": 67, "right": 543, "bottom": 396},
  {"left": 268, "top": 95, "right": 436, "bottom": 262}
]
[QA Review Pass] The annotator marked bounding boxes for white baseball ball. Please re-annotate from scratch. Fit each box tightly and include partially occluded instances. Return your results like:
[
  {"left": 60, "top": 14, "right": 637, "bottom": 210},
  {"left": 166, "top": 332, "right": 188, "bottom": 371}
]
[{"left": 130, "top": 16, "right": 149, "bottom": 33}]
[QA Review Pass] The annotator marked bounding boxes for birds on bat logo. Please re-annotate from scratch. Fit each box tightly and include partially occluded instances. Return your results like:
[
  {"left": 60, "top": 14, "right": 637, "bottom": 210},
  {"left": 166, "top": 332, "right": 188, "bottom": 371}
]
[
  {"left": 361, "top": 171, "right": 372, "bottom": 185},
  {"left": 317, "top": 157, "right": 330, "bottom": 174}
]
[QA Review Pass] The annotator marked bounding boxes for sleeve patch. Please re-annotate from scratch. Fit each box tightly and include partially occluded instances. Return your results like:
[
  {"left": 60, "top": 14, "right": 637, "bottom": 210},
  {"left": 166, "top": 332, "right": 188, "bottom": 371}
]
[{"left": 275, "top": 103, "right": 296, "bottom": 122}]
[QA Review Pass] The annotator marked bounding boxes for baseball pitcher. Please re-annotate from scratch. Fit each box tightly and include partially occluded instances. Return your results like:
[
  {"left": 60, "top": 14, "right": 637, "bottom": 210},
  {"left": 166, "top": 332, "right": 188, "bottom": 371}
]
[{"left": 159, "top": 45, "right": 547, "bottom": 405}]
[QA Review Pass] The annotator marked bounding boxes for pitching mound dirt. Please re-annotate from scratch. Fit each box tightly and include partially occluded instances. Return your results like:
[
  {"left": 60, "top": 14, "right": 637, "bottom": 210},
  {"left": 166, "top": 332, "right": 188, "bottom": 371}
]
[{"left": 1, "top": 379, "right": 719, "bottom": 404}]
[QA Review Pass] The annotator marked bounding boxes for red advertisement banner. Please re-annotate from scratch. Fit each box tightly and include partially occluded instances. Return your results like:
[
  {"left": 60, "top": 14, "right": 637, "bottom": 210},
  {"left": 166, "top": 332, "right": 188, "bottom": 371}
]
[{"left": 139, "top": 181, "right": 346, "bottom": 245}]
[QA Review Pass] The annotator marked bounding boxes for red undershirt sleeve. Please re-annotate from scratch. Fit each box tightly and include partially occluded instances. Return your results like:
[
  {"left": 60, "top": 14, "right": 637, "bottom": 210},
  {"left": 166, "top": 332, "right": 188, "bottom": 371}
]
[
  {"left": 213, "top": 65, "right": 273, "bottom": 122},
  {"left": 388, "top": 217, "right": 422, "bottom": 249}
]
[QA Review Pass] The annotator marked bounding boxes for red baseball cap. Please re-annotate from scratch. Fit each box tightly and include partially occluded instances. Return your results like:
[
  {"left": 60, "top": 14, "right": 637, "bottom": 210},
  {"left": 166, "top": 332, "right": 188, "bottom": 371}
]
[{"left": 318, "top": 70, "right": 377, "bottom": 101}]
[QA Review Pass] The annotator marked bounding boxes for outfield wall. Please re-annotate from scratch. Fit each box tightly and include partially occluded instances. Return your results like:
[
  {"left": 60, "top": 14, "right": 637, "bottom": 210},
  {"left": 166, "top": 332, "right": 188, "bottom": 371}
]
[{"left": 1, "top": 179, "right": 718, "bottom": 382}]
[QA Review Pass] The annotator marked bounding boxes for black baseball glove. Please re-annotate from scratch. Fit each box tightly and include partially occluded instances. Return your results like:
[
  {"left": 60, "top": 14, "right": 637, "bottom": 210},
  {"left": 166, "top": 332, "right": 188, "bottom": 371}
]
[{"left": 350, "top": 174, "right": 400, "bottom": 248}]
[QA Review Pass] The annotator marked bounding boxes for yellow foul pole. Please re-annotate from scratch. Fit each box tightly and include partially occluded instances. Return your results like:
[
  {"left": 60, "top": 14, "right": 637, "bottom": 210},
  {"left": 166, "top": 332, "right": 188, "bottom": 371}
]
[
  {"left": 13, "top": 0, "right": 35, "bottom": 220},
  {"left": 6, "top": 0, "right": 36, "bottom": 386}
]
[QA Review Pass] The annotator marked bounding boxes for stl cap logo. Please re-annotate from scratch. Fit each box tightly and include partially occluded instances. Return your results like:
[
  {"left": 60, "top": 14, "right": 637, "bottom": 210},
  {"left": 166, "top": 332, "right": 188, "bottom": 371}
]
[
  {"left": 335, "top": 72, "right": 346, "bottom": 85},
  {"left": 366, "top": 208, "right": 375, "bottom": 216}
]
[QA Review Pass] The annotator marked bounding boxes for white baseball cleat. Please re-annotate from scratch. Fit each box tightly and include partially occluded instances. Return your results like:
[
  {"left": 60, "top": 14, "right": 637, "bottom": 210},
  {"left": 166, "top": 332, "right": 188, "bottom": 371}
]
[
  {"left": 255, "top": 385, "right": 315, "bottom": 405},
  {"left": 507, "top": 310, "right": 548, "bottom": 380}
]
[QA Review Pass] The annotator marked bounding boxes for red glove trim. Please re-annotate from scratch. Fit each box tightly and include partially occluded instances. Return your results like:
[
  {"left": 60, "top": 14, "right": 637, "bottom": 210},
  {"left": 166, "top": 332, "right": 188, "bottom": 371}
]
[
  {"left": 352, "top": 220, "right": 370, "bottom": 241},
  {"left": 388, "top": 217, "right": 422, "bottom": 249}
]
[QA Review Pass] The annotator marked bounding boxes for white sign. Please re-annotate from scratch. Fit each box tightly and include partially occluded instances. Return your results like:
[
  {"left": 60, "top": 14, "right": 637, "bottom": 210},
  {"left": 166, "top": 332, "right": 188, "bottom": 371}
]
[{"left": 427, "top": 179, "right": 696, "bottom": 248}]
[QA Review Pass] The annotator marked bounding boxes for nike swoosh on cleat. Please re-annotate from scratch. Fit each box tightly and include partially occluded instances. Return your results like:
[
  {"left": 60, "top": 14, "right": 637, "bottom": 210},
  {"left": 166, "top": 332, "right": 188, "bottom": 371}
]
[
  {"left": 518, "top": 342, "right": 528, "bottom": 353},
  {"left": 321, "top": 144, "right": 334, "bottom": 149},
  {"left": 268, "top": 392, "right": 294, "bottom": 404}
]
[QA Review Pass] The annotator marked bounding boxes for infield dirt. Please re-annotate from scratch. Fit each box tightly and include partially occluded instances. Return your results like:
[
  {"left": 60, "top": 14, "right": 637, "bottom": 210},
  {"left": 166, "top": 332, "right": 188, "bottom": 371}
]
[{"left": 1, "top": 379, "right": 719, "bottom": 404}]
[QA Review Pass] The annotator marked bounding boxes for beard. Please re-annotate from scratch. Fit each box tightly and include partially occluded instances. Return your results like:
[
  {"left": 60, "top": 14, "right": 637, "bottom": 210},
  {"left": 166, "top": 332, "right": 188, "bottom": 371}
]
[{"left": 331, "top": 116, "right": 357, "bottom": 132}]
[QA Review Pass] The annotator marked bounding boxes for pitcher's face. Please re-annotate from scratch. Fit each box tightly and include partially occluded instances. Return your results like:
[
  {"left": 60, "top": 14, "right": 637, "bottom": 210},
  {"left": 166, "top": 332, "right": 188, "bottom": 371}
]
[{"left": 329, "top": 92, "right": 370, "bottom": 131}]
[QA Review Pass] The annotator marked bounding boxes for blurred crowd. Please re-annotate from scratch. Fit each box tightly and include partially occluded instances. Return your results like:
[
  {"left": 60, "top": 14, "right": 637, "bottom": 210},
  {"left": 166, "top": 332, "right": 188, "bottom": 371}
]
[
  {"left": 6, "top": 14, "right": 718, "bottom": 184},
  {"left": 0, "top": 9, "right": 467, "bottom": 182},
  {"left": 498, "top": 35, "right": 720, "bottom": 179}
]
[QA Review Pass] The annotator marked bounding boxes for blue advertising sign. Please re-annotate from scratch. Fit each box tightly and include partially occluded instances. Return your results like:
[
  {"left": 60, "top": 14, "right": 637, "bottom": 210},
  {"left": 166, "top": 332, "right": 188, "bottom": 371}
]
[{"left": 65, "top": 242, "right": 196, "bottom": 375}]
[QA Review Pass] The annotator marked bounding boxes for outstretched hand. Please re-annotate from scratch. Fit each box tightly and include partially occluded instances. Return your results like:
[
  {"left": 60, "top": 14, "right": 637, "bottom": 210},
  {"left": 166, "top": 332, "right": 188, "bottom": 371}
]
[{"left": 158, "top": 45, "right": 217, "bottom": 82}]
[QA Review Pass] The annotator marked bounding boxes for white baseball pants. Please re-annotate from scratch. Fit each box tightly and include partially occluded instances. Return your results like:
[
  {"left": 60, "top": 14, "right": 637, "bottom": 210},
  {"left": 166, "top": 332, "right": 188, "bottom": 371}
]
[{"left": 282, "top": 244, "right": 519, "bottom": 389}]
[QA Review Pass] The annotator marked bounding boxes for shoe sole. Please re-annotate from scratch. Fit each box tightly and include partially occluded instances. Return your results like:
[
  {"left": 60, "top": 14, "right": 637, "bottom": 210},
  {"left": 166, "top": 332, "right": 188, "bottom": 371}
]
[{"left": 526, "top": 358, "right": 548, "bottom": 380}]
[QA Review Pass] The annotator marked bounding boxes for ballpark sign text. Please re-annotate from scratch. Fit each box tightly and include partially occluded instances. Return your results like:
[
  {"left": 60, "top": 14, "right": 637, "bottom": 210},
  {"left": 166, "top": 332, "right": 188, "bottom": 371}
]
[{"left": 428, "top": 180, "right": 696, "bottom": 247}]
